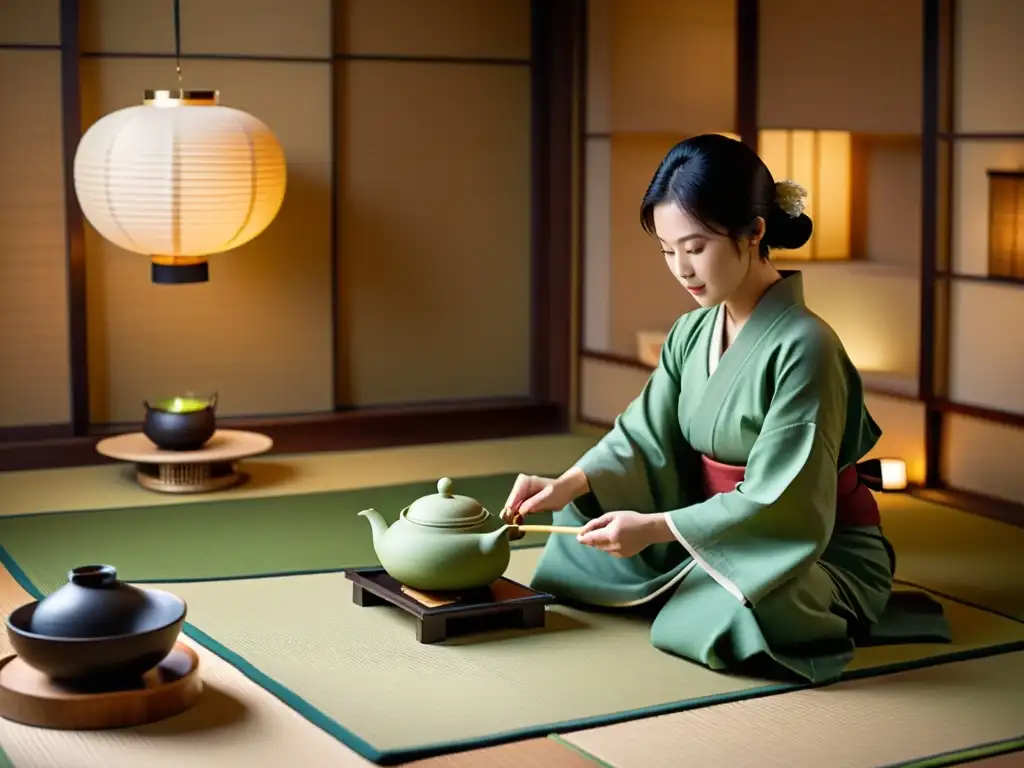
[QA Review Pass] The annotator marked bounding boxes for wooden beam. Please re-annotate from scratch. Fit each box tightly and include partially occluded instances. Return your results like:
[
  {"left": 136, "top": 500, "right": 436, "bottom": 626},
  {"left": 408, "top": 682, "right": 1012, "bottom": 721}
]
[
  {"left": 59, "top": 0, "right": 89, "bottom": 436},
  {"left": 578, "top": 349, "right": 922, "bottom": 404},
  {"left": 529, "top": 0, "right": 578, "bottom": 423},
  {"left": 330, "top": 0, "right": 341, "bottom": 406},
  {"left": 942, "top": 272, "right": 1024, "bottom": 288},
  {"left": 0, "top": 398, "right": 563, "bottom": 472},
  {"left": 0, "top": 43, "right": 60, "bottom": 50},
  {"left": 908, "top": 486, "right": 1024, "bottom": 530},
  {"left": 571, "top": 0, "right": 589, "bottom": 431},
  {"left": 919, "top": 0, "right": 955, "bottom": 488},
  {"left": 934, "top": 399, "right": 1024, "bottom": 430},
  {"left": 735, "top": 0, "right": 759, "bottom": 149}
]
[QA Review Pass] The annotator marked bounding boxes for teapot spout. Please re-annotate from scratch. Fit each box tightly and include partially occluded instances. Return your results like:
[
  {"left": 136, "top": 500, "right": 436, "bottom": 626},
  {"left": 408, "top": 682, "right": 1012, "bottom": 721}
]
[
  {"left": 357, "top": 508, "right": 388, "bottom": 548},
  {"left": 478, "top": 526, "right": 511, "bottom": 556}
]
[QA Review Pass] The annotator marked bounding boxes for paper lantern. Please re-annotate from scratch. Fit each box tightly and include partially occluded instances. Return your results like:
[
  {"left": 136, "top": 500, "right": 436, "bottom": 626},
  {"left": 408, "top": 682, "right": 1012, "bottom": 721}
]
[
  {"left": 73, "top": 90, "right": 287, "bottom": 284},
  {"left": 987, "top": 169, "right": 1024, "bottom": 280}
]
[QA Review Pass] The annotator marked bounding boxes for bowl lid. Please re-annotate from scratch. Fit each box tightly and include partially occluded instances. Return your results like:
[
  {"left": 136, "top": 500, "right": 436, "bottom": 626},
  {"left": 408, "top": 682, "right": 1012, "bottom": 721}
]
[
  {"left": 26, "top": 565, "right": 155, "bottom": 638},
  {"left": 405, "top": 478, "right": 488, "bottom": 528}
]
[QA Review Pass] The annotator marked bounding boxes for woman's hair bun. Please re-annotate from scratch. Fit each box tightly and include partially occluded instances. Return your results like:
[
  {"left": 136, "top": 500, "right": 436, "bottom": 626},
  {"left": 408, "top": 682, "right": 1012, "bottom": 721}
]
[
  {"left": 764, "top": 206, "right": 813, "bottom": 250},
  {"left": 763, "top": 179, "right": 813, "bottom": 250}
]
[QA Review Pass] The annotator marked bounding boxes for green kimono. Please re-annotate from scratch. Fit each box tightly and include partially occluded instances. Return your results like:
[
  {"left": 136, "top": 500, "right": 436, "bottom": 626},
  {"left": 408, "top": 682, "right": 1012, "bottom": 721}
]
[{"left": 532, "top": 271, "right": 913, "bottom": 683}]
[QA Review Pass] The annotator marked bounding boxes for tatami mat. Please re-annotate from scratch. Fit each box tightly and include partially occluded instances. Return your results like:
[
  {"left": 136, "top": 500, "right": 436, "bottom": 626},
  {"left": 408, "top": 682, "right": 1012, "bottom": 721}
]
[
  {"left": 0, "top": 563, "right": 597, "bottom": 768},
  {"left": 880, "top": 494, "right": 1024, "bottom": 621},
  {"left": 0, "top": 472, "right": 558, "bottom": 588},
  {"left": 0, "top": 435, "right": 599, "bottom": 517},
  {"left": 110, "top": 555, "right": 1018, "bottom": 763},
  {"left": 560, "top": 651, "right": 1024, "bottom": 768},
  {"left": 1, "top": 435, "right": 1022, "bottom": 768}
]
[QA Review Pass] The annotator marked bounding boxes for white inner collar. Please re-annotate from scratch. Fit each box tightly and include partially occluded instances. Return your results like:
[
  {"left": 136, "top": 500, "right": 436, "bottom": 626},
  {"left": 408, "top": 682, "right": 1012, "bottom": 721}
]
[{"left": 708, "top": 305, "right": 727, "bottom": 375}]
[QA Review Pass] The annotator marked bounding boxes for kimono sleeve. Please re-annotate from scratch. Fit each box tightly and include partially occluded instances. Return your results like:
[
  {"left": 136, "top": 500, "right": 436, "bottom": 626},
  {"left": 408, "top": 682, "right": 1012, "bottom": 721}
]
[
  {"left": 573, "top": 314, "right": 698, "bottom": 515},
  {"left": 663, "top": 327, "right": 849, "bottom": 607}
]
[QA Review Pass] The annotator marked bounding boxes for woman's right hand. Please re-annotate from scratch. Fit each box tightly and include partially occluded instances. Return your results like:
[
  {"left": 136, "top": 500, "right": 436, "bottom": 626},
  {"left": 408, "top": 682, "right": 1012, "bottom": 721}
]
[{"left": 500, "top": 467, "right": 589, "bottom": 524}]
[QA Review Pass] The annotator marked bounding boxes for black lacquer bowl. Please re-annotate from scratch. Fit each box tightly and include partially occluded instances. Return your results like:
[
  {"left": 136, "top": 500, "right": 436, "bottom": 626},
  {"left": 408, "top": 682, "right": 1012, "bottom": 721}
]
[
  {"left": 5, "top": 565, "right": 187, "bottom": 681},
  {"left": 142, "top": 393, "right": 217, "bottom": 451}
]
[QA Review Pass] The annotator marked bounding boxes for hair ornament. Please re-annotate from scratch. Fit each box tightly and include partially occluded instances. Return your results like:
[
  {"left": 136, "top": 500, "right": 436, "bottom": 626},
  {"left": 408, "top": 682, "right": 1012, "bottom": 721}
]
[{"left": 774, "top": 180, "right": 807, "bottom": 217}]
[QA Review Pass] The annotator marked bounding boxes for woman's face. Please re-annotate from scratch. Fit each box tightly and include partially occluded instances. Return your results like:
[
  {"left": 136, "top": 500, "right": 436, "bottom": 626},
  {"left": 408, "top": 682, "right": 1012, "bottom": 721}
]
[{"left": 652, "top": 202, "right": 760, "bottom": 308}]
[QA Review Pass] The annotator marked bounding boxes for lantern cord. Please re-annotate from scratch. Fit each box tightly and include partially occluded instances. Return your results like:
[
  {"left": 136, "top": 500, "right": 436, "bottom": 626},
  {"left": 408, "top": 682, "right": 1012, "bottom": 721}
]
[{"left": 173, "top": 0, "right": 182, "bottom": 84}]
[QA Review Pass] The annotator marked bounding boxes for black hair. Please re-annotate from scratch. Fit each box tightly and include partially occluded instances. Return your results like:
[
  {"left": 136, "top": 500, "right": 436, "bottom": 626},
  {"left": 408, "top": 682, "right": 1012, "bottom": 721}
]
[{"left": 639, "top": 134, "right": 813, "bottom": 259}]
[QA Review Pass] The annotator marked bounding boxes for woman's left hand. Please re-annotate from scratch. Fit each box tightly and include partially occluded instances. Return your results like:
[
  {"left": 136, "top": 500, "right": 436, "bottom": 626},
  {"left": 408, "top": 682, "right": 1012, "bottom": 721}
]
[{"left": 576, "top": 511, "right": 671, "bottom": 558}]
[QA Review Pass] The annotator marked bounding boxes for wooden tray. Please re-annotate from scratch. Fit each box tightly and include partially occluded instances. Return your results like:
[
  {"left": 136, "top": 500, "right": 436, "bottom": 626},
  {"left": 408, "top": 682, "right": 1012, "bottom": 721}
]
[
  {"left": 343, "top": 567, "right": 555, "bottom": 643},
  {"left": 0, "top": 641, "right": 202, "bottom": 729}
]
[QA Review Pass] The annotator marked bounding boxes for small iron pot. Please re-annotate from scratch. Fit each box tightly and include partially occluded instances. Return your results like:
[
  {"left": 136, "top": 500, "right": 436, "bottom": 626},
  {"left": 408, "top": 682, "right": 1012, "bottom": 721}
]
[{"left": 142, "top": 393, "right": 217, "bottom": 451}]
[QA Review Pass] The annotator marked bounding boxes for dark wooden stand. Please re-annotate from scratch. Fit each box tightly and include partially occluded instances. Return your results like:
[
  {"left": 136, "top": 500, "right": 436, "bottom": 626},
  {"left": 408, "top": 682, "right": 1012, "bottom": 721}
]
[{"left": 344, "top": 567, "right": 555, "bottom": 643}]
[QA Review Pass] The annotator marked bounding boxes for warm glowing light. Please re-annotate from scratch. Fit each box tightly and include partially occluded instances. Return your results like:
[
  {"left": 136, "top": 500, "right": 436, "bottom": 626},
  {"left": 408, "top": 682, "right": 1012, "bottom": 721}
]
[
  {"left": 988, "top": 169, "right": 1024, "bottom": 280},
  {"left": 880, "top": 458, "right": 908, "bottom": 491},
  {"left": 856, "top": 457, "right": 908, "bottom": 493},
  {"left": 758, "top": 130, "right": 852, "bottom": 260},
  {"left": 73, "top": 89, "right": 287, "bottom": 284}
]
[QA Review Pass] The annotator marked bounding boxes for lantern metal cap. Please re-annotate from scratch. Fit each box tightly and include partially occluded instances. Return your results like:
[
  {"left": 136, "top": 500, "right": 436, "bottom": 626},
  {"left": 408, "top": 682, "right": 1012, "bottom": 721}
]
[
  {"left": 152, "top": 260, "right": 209, "bottom": 284},
  {"left": 143, "top": 89, "right": 219, "bottom": 107}
]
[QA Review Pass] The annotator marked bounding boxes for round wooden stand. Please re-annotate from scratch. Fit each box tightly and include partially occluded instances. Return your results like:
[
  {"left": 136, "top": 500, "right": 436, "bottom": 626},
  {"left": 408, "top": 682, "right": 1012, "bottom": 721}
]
[
  {"left": 0, "top": 642, "right": 202, "bottom": 730},
  {"left": 96, "top": 429, "right": 273, "bottom": 494}
]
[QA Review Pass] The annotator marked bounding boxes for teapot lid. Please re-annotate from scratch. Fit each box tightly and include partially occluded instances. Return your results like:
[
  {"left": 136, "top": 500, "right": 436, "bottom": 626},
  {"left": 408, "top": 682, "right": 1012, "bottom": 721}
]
[{"left": 405, "top": 477, "right": 489, "bottom": 528}]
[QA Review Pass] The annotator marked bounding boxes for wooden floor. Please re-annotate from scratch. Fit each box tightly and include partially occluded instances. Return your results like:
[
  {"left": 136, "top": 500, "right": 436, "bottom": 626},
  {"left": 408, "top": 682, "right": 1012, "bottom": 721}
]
[{"left": 0, "top": 433, "right": 1021, "bottom": 768}]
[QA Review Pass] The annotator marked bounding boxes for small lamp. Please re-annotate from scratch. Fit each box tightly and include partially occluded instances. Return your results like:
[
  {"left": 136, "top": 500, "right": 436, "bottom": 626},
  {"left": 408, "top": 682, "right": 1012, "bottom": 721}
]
[
  {"left": 987, "top": 169, "right": 1024, "bottom": 280},
  {"left": 857, "top": 458, "right": 908, "bottom": 493}
]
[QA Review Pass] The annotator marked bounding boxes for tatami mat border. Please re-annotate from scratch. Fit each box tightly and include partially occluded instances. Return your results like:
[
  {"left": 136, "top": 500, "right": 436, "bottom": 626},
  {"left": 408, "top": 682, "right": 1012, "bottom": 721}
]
[{"left": 883, "top": 736, "right": 1024, "bottom": 768}]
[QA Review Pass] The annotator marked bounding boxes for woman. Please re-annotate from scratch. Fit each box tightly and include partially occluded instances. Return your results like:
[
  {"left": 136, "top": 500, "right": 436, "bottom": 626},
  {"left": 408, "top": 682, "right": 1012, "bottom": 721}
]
[{"left": 501, "top": 134, "right": 919, "bottom": 683}]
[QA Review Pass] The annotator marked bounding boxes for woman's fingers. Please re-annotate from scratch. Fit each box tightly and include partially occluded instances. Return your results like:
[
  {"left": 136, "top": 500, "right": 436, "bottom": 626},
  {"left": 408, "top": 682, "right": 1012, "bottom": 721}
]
[
  {"left": 503, "top": 474, "right": 532, "bottom": 512},
  {"left": 578, "top": 529, "right": 610, "bottom": 546},
  {"left": 518, "top": 484, "right": 554, "bottom": 516},
  {"left": 580, "top": 531, "right": 619, "bottom": 555},
  {"left": 504, "top": 473, "right": 574, "bottom": 519},
  {"left": 577, "top": 514, "right": 619, "bottom": 552},
  {"left": 578, "top": 513, "right": 612, "bottom": 535}
]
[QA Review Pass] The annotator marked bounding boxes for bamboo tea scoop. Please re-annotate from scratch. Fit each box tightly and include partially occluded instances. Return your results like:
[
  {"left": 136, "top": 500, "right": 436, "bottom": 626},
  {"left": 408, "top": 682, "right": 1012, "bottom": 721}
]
[
  {"left": 501, "top": 507, "right": 582, "bottom": 538},
  {"left": 513, "top": 524, "right": 581, "bottom": 535}
]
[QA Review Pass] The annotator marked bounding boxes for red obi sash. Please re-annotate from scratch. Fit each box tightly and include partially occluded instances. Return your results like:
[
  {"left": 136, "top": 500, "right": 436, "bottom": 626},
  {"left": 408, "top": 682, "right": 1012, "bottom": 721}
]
[{"left": 700, "top": 454, "right": 881, "bottom": 528}]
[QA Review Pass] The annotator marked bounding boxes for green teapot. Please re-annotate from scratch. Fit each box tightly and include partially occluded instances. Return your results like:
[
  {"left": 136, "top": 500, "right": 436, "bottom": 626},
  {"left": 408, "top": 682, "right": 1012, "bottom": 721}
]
[{"left": 359, "top": 477, "right": 578, "bottom": 592}]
